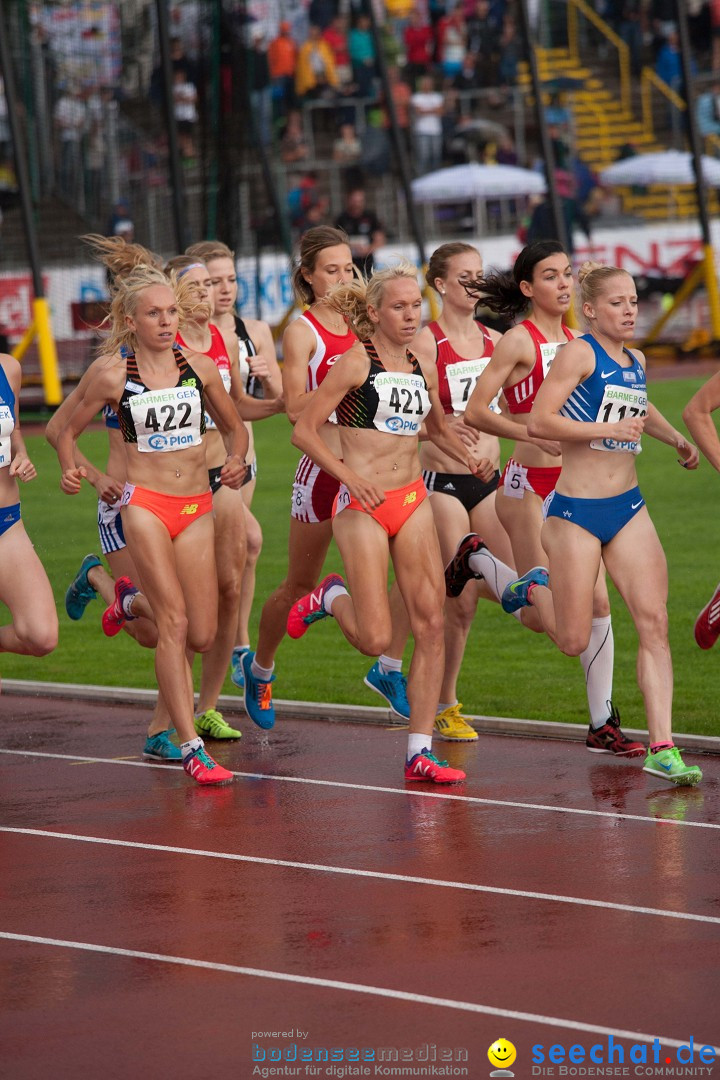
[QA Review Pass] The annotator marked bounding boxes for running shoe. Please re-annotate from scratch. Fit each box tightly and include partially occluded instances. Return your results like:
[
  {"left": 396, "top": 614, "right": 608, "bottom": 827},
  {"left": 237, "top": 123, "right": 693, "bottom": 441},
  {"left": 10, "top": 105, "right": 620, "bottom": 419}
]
[
  {"left": 65, "top": 554, "right": 102, "bottom": 620},
  {"left": 585, "top": 705, "right": 644, "bottom": 757},
  {"left": 182, "top": 744, "right": 234, "bottom": 786},
  {"left": 143, "top": 729, "right": 182, "bottom": 763},
  {"left": 444, "top": 533, "right": 487, "bottom": 598},
  {"left": 101, "top": 576, "right": 139, "bottom": 638},
  {"left": 286, "top": 573, "right": 345, "bottom": 639},
  {"left": 694, "top": 583, "right": 720, "bottom": 649},
  {"left": 501, "top": 566, "right": 549, "bottom": 613},
  {"left": 434, "top": 703, "right": 478, "bottom": 742},
  {"left": 363, "top": 662, "right": 410, "bottom": 719},
  {"left": 405, "top": 750, "right": 466, "bottom": 784},
  {"left": 194, "top": 707, "right": 242, "bottom": 740},
  {"left": 242, "top": 650, "right": 276, "bottom": 729},
  {"left": 230, "top": 647, "right": 250, "bottom": 689},
  {"left": 642, "top": 746, "right": 702, "bottom": 786}
]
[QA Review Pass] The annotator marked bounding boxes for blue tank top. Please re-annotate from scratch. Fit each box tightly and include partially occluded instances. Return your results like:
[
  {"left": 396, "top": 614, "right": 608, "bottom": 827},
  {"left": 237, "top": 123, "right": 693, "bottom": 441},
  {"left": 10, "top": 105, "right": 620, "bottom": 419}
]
[
  {"left": 559, "top": 333, "right": 647, "bottom": 455},
  {"left": 0, "top": 361, "right": 16, "bottom": 470}
]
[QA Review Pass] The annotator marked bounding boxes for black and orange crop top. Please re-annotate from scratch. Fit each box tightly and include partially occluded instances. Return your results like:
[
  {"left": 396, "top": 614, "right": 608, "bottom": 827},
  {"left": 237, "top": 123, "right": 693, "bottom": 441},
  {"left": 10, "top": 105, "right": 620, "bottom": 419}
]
[
  {"left": 335, "top": 339, "right": 432, "bottom": 437},
  {"left": 117, "top": 345, "right": 206, "bottom": 453}
]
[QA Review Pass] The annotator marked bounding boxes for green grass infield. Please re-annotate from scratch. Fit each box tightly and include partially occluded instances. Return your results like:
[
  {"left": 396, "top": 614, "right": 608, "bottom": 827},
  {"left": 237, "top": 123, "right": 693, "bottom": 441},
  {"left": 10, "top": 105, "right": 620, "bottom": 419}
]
[{"left": 2, "top": 376, "right": 719, "bottom": 737}]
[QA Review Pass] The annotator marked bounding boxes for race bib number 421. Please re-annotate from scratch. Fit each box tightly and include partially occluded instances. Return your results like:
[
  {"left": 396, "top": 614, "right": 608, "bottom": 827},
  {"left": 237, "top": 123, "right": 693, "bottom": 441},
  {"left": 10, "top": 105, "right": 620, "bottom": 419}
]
[
  {"left": 130, "top": 386, "right": 203, "bottom": 453},
  {"left": 374, "top": 372, "right": 431, "bottom": 436}
]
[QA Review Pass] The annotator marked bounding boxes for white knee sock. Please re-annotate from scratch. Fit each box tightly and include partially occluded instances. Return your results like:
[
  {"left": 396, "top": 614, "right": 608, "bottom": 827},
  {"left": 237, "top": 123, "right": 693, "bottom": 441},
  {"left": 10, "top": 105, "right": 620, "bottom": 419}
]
[
  {"left": 467, "top": 547, "right": 522, "bottom": 620},
  {"left": 580, "top": 615, "right": 614, "bottom": 728}
]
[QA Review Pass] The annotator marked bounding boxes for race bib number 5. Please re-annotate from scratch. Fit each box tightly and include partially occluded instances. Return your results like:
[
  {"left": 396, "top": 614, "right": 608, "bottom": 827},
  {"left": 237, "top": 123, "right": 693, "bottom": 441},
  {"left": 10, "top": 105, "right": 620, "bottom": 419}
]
[
  {"left": 374, "top": 372, "right": 431, "bottom": 436},
  {"left": 130, "top": 386, "right": 203, "bottom": 453},
  {"left": 590, "top": 384, "right": 646, "bottom": 454}
]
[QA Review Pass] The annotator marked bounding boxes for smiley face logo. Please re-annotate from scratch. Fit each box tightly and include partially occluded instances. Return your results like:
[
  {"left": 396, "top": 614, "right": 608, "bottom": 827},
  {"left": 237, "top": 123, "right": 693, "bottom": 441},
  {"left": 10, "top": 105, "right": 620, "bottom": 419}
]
[{"left": 488, "top": 1039, "right": 516, "bottom": 1072}]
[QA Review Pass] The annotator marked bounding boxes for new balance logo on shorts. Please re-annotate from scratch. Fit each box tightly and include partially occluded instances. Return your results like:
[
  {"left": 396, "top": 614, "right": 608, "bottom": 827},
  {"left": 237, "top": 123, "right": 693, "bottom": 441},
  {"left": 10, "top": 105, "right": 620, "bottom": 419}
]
[
  {"left": 403, "top": 491, "right": 417, "bottom": 507},
  {"left": 180, "top": 503, "right": 199, "bottom": 516}
]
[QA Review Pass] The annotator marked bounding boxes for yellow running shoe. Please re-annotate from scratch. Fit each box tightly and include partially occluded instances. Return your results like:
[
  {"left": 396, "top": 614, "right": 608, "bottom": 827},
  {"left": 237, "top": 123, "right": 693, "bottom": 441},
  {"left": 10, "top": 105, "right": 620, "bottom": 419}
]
[
  {"left": 434, "top": 703, "right": 478, "bottom": 742},
  {"left": 194, "top": 708, "right": 242, "bottom": 740}
]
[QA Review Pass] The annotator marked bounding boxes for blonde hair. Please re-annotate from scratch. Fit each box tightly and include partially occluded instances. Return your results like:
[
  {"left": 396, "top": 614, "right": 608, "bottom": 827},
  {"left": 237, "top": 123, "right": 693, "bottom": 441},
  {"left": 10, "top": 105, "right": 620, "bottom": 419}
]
[
  {"left": 186, "top": 240, "right": 235, "bottom": 263},
  {"left": 325, "top": 259, "right": 420, "bottom": 340},
  {"left": 82, "top": 233, "right": 162, "bottom": 285},
  {"left": 99, "top": 265, "right": 207, "bottom": 356},
  {"left": 425, "top": 242, "right": 479, "bottom": 292},
  {"left": 163, "top": 255, "right": 213, "bottom": 324},
  {"left": 578, "top": 261, "right": 632, "bottom": 305}
]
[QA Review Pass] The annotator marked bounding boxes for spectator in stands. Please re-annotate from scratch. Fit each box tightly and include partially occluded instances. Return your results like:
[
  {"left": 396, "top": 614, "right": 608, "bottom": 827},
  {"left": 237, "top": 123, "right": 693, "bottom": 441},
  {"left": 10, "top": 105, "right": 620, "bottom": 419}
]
[
  {"left": 617, "top": 0, "right": 644, "bottom": 76},
  {"left": 525, "top": 170, "right": 592, "bottom": 255},
  {"left": 385, "top": 0, "right": 415, "bottom": 46},
  {"left": 654, "top": 29, "right": 682, "bottom": 91},
  {"left": 697, "top": 82, "right": 720, "bottom": 140},
  {"left": 404, "top": 10, "right": 435, "bottom": 86},
  {"left": 323, "top": 14, "right": 352, "bottom": 89},
  {"left": 410, "top": 73, "right": 444, "bottom": 175},
  {"left": 54, "top": 84, "right": 86, "bottom": 203},
  {"left": 437, "top": 8, "right": 468, "bottom": 84},
  {"left": 349, "top": 13, "right": 378, "bottom": 100},
  {"left": 268, "top": 20, "right": 298, "bottom": 117},
  {"left": 280, "top": 109, "right": 310, "bottom": 164},
  {"left": 496, "top": 130, "right": 519, "bottom": 165},
  {"left": 173, "top": 67, "right": 199, "bottom": 158},
  {"left": 334, "top": 187, "right": 386, "bottom": 274},
  {"left": 498, "top": 14, "right": 522, "bottom": 86},
  {"left": 295, "top": 24, "right": 338, "bottom": 99},
  {"left": 382, "top": 65, "right": 412, "bottom": 145},
  {"left": 333, "top": 122, "right": 362, "bottom": 164},
  {"left": 248, "top": 30, "right": 273, "bottom": 147},
  {"left": 309, "top": 0, "right": 336, "bottom": 31}
]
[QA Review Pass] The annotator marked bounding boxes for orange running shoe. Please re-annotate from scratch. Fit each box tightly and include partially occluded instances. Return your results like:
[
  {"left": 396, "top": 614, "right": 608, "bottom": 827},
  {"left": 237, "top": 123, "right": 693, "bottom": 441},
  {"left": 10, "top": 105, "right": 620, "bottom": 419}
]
[
  {"left": 287, "top": 573, "right": 345, "bottom": 639},
  {"left": 405, "top": 750, "right": 466, "bottom": 784},
  {"left": 182, "top": 744, "right": 234, "bottom": 786}
]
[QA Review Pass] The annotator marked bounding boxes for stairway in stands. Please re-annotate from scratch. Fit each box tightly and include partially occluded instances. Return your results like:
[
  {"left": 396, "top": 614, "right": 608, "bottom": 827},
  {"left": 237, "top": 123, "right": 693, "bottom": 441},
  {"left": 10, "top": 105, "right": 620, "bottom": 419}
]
[{"left": 517, "top": 47, "right": 716, "bottom": 220}]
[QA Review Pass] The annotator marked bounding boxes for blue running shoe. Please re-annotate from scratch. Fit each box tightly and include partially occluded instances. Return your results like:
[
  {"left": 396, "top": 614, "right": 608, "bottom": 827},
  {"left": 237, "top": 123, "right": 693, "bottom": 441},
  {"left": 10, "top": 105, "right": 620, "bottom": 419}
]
[
  {"left": 501, "top": 566, "right": 549, "bottom": 613},
  {"left": 231, "top": 647, "right": 250, "bottom": 690},
  {"left": 142, "top": 729, "right": 182, "bottom": 763},
  {"left": 242, "top": 650, "right": 276, "bottom": 729},
  {"left": 364, "top": 662, "right": 410, "bottom": 719},
  {"left": 65, "top": 554, "right": 102, "bottom": 620}
]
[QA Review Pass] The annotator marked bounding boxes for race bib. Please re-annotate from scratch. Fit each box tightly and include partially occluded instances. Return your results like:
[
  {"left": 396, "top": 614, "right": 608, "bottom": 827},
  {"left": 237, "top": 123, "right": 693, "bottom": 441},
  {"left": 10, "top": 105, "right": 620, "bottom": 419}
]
[
  {"left": 373, "top": 371, "right": 431, "bottom": 436},
  {"left": 446, "top": 358, "right": 501, "bottom": 415},
  {"left": 590, "top": 383, "right": 646, "bottom": 454},
  {"left": 503, "top": 460, "right": 528, "bottom": 499},
  {"left": 129, "top": 386, "right": 203, "bottom": 453},
  {"left": 0, "top": 404, "right": 14, "bottom": 469},
  {"left": 204, "top": 368, "right": 232, "bottom": 430},
  {"left": 540, "top": 341, "right": 565, "bottom": 377},
  {"left": 238, "top": 340, "right": 251, "bottom": 387}
]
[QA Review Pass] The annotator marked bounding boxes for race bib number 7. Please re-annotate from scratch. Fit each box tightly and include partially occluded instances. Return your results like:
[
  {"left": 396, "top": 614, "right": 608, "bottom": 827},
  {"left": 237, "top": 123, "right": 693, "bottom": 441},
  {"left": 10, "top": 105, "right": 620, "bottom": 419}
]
[
  {"left": 130, "top": 386, "right": 203, "bottom": 453},
  {"left": 590, "top": 384, "right": 646, "bottom": 454},
  {"left": 374, "top": 372, "right": 431, "bottom": 436},
  {"left": 446, "top": 358, "right": 501, "bottom": 415}
]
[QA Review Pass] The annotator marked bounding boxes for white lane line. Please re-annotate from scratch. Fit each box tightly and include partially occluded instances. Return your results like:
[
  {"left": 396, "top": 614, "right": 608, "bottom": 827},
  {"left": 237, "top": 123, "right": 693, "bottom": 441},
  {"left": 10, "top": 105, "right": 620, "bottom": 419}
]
[
  {"left": 0, "top": 931, "right": 716, "bottom": 1053},
  {"left": 2, "top": 826, "right": 718, "bottom": 926},
  {"left": 0, "top": 747, "right": 717, "bottom": 830}
]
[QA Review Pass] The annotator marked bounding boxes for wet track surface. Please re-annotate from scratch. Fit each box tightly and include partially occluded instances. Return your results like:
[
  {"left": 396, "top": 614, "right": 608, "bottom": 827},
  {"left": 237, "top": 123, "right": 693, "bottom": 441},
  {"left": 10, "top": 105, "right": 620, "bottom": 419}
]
[{"left": 1, "top": 694, "right": 718, "bottom": 1079}]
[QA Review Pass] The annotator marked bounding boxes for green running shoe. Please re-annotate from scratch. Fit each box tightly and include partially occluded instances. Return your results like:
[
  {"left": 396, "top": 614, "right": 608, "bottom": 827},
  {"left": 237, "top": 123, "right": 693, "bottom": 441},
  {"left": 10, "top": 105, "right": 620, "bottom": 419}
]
[
  {"left": 642, "top": 746, "right": 702, "bottom": 786},
  {"left": 65, "top": 554, "right": 102, "bottom": 620},
  {"left": 194, "top": 708, "right": 242, "bottom": 740}
]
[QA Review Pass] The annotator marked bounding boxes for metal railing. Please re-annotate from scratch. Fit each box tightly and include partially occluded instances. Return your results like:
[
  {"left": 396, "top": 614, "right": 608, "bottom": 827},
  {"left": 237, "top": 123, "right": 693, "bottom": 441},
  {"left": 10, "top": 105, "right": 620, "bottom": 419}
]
[
  {"left": 566, "top": 0, "right": 631, "bottom": 115},
  {"left": 640, "top": 67, "right": 687, "bottom": 148}
]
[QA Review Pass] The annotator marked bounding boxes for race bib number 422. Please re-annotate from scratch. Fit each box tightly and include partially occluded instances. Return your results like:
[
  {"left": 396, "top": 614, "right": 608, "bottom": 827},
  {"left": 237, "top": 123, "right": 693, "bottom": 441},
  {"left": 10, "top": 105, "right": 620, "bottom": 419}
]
[{"left": 130, "top": 386, "right": 203, "bottom": 453}]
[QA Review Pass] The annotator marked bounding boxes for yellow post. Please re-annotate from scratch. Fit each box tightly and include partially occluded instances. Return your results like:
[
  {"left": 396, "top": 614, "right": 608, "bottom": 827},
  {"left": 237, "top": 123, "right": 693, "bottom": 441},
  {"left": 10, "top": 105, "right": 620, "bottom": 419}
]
[
  {"left": 702, "top": 243, "right": 720, "bottom": 342},
  {"left": 33, "top": 297, "right": 63, "bottom": 405},
  {"left": 10, "top": 318, "right": 36, "bottom": 363}
]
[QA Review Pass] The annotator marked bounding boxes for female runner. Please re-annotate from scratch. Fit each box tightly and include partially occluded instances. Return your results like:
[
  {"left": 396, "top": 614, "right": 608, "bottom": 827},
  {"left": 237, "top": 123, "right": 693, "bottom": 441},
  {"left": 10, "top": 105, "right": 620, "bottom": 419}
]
[
  {"left": 0, "top": 352, "right": 57, "bottom": 671},
  {"left": 243, "top": 227, "right": 410, "bottom": 730},
  {"left": 56, "top": 266, "right": 248, "bottom": 785},
  {"left": 682, "top": 372, "right": 720, "bottom": 649},
  {"left": 415, "top": 242, "right": 517, "bottom": 742},
  {"left": 185, "top": 240, "right": 283, "bottom": 687},
  {"left": 503, "top": 262, "right": 701, "bottom": 785},
  {"left": 47, "top": 234, "right": 177, "bottom": 762},
  {"left": 457, "top": 241, "right": 640, "bottom": 756},
  {"left": 167, "top": 254, "right": 282, "bottom": 741},
  {"left": 287, "top": 262, "right": 495, "bottom": 783}
]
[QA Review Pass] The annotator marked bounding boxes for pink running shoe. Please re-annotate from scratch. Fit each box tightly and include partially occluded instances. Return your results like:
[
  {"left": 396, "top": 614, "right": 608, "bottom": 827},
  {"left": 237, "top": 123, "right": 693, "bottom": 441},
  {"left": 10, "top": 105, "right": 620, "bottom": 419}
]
[
  {"left": 102, "top": 576, "right": 139, "bottom": 638},
  {"left": 182, "top": 744, "right": 234, "bottom": 786},
  {"left": 287, "top": 573, "right": 345, "bottom": 639},
  {"left": 405, "top": 750, "right": 466, "bottom": 784},
  {"left": 694, "top": 583, "right": 720, "bottom": 650}
]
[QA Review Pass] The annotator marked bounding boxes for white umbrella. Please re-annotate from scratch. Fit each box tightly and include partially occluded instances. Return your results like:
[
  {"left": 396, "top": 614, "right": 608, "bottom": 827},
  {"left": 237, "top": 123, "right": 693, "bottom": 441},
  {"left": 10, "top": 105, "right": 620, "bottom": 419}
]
[
  {"left": 411, "top": 163, "right": 547, "bottom": 203},
  {"left": 600, "top": 150, "right": 720, "bottom": 187}
]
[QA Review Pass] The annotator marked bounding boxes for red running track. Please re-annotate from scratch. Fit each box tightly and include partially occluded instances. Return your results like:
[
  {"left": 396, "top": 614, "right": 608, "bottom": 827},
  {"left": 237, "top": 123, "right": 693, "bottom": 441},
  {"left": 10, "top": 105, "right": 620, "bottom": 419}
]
[{"left": 0, "top": 693, "right": 718, "bottom": 1080}]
